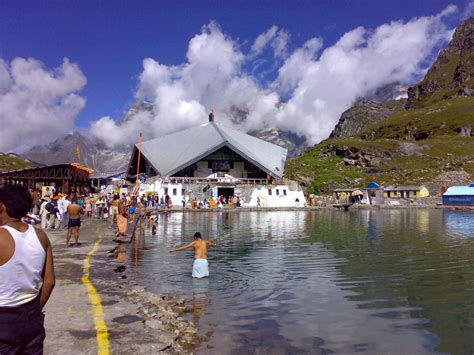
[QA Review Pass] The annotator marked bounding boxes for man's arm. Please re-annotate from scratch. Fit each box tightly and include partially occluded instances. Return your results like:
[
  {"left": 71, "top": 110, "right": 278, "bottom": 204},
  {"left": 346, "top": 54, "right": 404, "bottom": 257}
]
[
  {"left": 35, "top": 229, "right": 55, "bottom": 309},
  {"left": 206, "top": 240, "right": 217, "bottom": 247},
  {"left": 170, "top": 241, "right": 195, "bottom": 252}
]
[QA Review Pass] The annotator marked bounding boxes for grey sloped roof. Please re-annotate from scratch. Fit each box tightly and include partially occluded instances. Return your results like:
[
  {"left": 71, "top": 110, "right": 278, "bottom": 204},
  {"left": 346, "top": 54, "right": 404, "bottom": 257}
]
[{"left": 136, "top": 122, "right": 288, "bottom": 178}]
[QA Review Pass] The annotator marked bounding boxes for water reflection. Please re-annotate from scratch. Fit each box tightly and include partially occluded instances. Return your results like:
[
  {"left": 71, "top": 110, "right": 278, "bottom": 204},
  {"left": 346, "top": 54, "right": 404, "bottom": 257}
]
[
  {"left": 443, "top": 210, "right": 474, "bottom": 238},
  {"left": 191, "top": 278, "right": 209, "bottom": 318},
  {"left": 125, "top": 210, "right": 474, "bottom": 354}
]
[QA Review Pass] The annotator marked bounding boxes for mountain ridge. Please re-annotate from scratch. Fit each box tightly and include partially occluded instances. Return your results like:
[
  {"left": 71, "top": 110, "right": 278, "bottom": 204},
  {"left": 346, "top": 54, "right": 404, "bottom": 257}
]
[{"left": 285, "top": 17, "right": 474, "bottom": 194}]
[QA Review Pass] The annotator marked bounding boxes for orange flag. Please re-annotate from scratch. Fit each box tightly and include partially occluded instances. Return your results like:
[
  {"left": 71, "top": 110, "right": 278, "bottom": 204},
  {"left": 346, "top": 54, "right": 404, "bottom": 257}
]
[{"left": 75, "top": 145, "right": 81, "bottom": 161}]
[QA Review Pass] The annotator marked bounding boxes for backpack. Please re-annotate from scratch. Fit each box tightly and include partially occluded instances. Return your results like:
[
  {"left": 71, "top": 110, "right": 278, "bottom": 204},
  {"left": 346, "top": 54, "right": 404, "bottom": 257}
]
[{"left": 48, "top": 201, "right": 57, "bottom": 214}]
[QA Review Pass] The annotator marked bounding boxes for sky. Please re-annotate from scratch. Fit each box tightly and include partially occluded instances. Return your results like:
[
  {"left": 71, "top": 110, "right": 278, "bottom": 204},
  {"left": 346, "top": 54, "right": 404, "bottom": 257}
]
[{"left": 0, "top": 0, "right": 472, "bottom": 152}]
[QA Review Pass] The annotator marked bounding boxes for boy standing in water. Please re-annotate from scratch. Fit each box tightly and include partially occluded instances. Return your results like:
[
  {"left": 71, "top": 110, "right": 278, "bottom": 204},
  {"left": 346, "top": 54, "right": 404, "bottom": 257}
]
[{"left": 170, "top": 232, "right": 216, "bottom": 278}]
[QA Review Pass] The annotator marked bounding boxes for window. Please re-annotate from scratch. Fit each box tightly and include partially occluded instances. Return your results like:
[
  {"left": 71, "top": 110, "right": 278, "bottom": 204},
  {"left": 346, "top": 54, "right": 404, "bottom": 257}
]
[
  {"left": 283, "top": 190, "right": 287, "bottom": 196},
  {"left": 182, "top": 188, "right": 185, "bottom": 195},
  {"left": 173, "top": 188, "right": 177, "bottom": 195},
  {"left": 276, "top": 189, "right": 280, "bottom": 195},
  {"left": 414, "top": 191, "right": 417, "bottom": 196},
  {"left": 268, "top": 189, "right": 272, "bottom": 195},
  {"left": 208, "top": 161, "right": 212, "bottom": 169},
  {"left": 164, "top": 187, "right": 168, "bottom": 195}
]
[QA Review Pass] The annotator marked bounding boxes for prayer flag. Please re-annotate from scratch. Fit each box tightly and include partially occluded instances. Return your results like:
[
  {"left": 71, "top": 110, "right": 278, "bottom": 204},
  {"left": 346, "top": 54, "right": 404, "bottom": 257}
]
[{"left": 75, "top": 145, "right": 81, "bottom": 160}]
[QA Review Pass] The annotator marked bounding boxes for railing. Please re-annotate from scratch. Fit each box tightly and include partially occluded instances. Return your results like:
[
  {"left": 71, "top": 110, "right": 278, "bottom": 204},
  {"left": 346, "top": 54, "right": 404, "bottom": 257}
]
[{"left": 162, "top": 177, "right": 283, "bottom": 186}]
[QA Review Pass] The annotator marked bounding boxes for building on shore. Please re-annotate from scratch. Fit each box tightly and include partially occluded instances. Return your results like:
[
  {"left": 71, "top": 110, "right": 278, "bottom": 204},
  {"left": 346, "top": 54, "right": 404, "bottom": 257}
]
[
  {"left": 127, "top": 113, "right": 305, "bottom": 207},
  {"left": 362, "top": 182, "right": 384, "bottom": 205},
  {"left": 0, "top": 163, "right": 92, "bottom": 193},
  {"left": 442, "top": 183, "right": 474, "bottom": 206},
  {"left": 383, "top": 185, "right": 430, "bottom": 199},
  {"left": 332, "top": 188, "right": 363, "bottom": 203}
]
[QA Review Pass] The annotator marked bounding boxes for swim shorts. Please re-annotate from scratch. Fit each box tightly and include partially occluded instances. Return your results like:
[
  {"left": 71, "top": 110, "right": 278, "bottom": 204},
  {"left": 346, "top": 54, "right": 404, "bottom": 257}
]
[
  {"left": 68, "top": 218, "right": 81, "bottom": 228},
  {"left": 192, "top": 259, "right": 209, "bottom": 278}
]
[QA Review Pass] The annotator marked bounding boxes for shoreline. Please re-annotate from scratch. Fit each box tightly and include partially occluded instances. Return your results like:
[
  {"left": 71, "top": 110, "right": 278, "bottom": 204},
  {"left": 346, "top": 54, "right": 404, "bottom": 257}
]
[
  {"left": 43, "top": 218, "right": 208, "bottom": 354},
  {"left": 146, "top": 203, "right": 474, "bottom": 213}
]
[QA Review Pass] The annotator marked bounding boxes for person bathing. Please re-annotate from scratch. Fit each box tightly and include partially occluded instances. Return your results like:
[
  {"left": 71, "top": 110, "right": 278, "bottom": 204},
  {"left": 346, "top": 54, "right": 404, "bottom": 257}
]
[{"left": 170, "top": 232, "right": 216, "bottom": 278}]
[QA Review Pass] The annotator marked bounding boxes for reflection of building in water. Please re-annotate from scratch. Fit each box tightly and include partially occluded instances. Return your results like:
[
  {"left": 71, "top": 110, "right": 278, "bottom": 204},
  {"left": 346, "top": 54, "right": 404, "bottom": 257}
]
[
  {"left": 443, "top": 210, "right": 474, "bottom": 238},
  {"left": 415, "top": 209, "right": 430, "bottom": 234}
]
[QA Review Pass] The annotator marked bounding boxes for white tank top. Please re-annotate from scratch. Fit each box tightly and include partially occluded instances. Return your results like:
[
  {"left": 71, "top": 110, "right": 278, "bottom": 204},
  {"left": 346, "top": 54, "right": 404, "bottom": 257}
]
[{"left": 0, "top": 225, "right": 46, "bottom": 306}]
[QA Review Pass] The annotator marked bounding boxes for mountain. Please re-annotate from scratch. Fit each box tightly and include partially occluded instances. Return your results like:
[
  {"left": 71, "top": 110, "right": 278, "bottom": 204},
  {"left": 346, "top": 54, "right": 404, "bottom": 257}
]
[
  {"left": 249, "top": 127, "right": 306, "bottom": 157},
  {"left": 21, "top": 132, "right": 131, "bottom": 173},
  {"left": 228, "top": 104, "right": 306, "bottom": 157},
  {"left": 356, "top": 81, "right": 407, "bottom": 103},
  {"left": 0, "top": 153, "right": 33, "bottom": 172},
  {"left": 406, "top": 16, "right": 474, "bottom": 108},
  {"left": 285, "top": 17, "right": 474, "bottom": 194},
  {"left": 329, "top": 99, "right": 406, "bottom": 138}
]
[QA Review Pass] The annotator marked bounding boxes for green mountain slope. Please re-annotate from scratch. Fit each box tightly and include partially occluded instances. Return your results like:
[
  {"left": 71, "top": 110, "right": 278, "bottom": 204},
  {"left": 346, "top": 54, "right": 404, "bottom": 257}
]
[
  {"left": 0, "top": 153, "right": 33, "bottom": 172},
  {"left": 285, "top": 97, "right": 474, "bottom": 193}
]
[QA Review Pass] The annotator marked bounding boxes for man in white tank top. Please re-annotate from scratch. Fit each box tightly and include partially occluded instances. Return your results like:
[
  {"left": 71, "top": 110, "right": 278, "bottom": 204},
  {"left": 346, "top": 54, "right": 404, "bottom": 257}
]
[{"left": 0, "top": 184, "right": 56, "bottom": 354}]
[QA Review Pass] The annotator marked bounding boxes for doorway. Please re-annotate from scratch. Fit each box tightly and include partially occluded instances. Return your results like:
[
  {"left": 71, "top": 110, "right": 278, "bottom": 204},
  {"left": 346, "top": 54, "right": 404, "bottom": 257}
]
[{"left": 217, "top": 187, "right": 235, "bottom": 202}]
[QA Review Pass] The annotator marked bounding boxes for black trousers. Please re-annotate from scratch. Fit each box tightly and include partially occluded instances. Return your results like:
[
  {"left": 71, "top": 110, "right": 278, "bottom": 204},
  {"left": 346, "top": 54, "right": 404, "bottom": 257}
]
[{"left": 0, "top": 297, "right": 45, "bottom": 355}]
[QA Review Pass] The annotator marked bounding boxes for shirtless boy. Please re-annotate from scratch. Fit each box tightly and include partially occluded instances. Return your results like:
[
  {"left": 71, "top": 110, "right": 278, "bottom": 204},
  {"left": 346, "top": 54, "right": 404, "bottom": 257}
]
[
  {"left": 170, "top": 232, "right": 216, "bottom": 278},
  {"left": 66, "top": 198, "right": 84, "bottom": 247}
]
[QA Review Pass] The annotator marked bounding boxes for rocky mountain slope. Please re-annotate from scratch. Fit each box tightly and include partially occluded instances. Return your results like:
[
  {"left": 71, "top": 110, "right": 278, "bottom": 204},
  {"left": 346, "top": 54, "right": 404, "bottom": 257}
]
[
  {"left": 329, "top": 99, "right": 406, "bottom": 138},
  {"left": 21, "top": 132, "right": 131, "bottom": 173},
  {"left": 407, "top": 16, "right": 474, "bottom": 108},
  {"left": 285, "top": 17, "right": 474, "bottom": 194}
]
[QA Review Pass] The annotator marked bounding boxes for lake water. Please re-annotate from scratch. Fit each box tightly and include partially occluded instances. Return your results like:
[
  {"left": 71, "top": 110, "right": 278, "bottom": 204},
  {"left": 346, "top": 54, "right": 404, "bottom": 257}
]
[{"left": 126, "top": 209, "right": 474, "bottom": 354}]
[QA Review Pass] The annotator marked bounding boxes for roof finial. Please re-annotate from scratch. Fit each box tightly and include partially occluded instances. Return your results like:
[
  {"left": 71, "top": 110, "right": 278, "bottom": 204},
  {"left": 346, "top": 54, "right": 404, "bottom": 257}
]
[{"left": 209, "top": 108, "right": 215, "bottom": 123}]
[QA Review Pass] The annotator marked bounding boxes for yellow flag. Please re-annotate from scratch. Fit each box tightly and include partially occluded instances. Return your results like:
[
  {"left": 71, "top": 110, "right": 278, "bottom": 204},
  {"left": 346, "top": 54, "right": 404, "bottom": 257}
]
[{"left": 75, "top": 145, "right": 81, "bottom": 160}]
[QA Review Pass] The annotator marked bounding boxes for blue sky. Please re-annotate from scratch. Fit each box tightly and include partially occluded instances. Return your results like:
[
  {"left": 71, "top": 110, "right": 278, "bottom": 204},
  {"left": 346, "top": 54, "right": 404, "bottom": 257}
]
[{"left": 0, "top": 0, "right": 471, "bottom": 151}]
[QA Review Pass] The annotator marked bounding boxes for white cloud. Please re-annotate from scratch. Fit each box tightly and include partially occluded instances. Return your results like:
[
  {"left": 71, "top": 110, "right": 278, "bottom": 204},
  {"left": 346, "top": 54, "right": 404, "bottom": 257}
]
[
  {"left": 91, "top": 6, "right": 456, "bottom": 148},
  {"left": 272, "top": 8, "right": 456, "bottom": 142},
  {"left": 250, "top": 25, "right": 278, "bottom": 56},
  {"left": 250, "top": 25, "right": 290, "bottom": 59},
  {"left": 0, "top": 57, "right": 86, "bottom": 152}
]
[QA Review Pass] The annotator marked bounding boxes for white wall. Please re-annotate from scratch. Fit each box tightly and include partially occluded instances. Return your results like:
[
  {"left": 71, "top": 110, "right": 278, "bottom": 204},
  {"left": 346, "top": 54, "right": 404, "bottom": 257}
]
[{"left": 244, "top": 185, "right": 306, "bottom": 208}]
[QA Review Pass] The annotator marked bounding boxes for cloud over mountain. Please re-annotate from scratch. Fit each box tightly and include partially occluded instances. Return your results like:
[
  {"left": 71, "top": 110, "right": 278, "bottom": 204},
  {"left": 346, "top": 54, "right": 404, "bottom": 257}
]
[
  {"left": 0, "top": 58, "right": 86, "bottom": 152},
  {"left": 0, "top": 6, "right": 459, "bottom": 153},
  {"left": 91, "top": 6, "right": 457, "bottom": 147}
]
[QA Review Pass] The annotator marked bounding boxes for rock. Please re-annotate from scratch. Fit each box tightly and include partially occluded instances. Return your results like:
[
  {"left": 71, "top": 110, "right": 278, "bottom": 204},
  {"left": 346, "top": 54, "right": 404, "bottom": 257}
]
[
  {"left": 406, "top": 17, "right": 474, "bottom": 108},
  {"left": 145, "top": 319, "right": 166, "bottom": 331},
  {"left": 330, "top": 100, "right": 406, "bottom": 138}
]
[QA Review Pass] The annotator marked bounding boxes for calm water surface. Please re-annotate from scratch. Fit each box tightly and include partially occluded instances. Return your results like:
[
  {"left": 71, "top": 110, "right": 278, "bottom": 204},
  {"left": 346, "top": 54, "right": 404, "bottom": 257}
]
[{"left": 126, "top": 209, "right": 474, "bottom": 354}]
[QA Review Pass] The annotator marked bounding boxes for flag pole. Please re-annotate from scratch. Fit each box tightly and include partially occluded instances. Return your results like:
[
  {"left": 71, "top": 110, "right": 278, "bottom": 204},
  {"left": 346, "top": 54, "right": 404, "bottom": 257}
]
[{"left": 135, "top": 132, "right": 143, "bottom": 193}]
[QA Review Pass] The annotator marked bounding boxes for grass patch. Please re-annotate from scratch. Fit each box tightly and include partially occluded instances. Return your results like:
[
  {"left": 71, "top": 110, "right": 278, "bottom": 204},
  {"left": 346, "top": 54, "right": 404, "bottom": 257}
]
[
  {"left": 0, "top": 153, "right": 33, "bottom": 172},
  {"left": 361, "top": 97, "right": 474, "bottom": 140}
]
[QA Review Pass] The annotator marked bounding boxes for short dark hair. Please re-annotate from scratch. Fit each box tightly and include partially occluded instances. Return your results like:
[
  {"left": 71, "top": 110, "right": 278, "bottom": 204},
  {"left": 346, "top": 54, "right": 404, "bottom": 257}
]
[
  {"left": 0, "top": 184, "right": 33, "bottom": 219},
  {"left": 194, "top": 232, "right": 202, "bottom": 239}
]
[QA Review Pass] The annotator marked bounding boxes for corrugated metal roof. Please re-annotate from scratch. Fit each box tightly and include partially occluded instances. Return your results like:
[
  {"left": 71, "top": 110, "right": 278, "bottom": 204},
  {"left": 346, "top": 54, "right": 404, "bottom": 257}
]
[
  {"left": 443, "top": 186, "right": 474, "bottom": 196},
  {"left": 136, "top": 122, "right": 288, "bottom": 178}
]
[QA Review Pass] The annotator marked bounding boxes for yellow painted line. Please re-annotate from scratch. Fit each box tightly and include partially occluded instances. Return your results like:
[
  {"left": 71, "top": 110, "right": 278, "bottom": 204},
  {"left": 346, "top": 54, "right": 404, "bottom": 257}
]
[{"left": 81, "top": 234, "right": 110, "bottom": 355}]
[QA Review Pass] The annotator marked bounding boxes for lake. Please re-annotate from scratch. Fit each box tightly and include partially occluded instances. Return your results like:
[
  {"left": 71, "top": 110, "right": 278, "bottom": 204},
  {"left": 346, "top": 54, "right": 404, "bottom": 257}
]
[{"left": 126, "top": 209, "right": 474, "bottom": 354}]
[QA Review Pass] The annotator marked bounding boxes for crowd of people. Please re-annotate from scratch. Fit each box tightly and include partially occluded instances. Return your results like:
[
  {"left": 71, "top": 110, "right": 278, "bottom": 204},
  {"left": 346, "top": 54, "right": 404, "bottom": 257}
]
[{"left": 24, "top": 187, "right": 179, "bottom": 248}]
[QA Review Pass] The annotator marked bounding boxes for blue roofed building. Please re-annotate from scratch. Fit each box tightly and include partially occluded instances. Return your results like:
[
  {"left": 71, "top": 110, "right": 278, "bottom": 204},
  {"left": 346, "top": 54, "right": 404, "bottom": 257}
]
[{"left": 442, "top": 183, "right": 474, "bottom": 206}]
